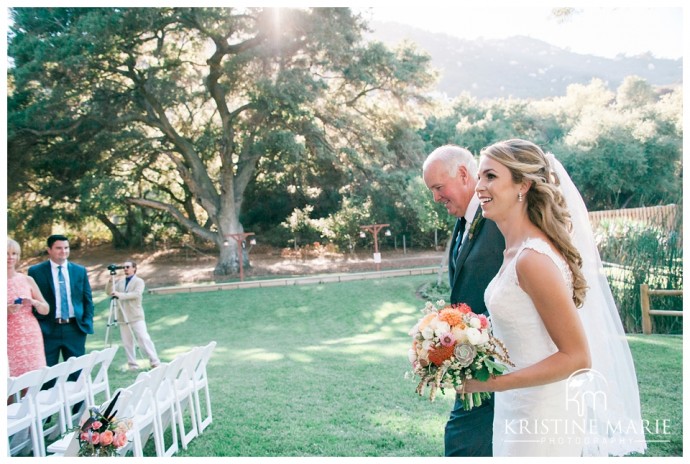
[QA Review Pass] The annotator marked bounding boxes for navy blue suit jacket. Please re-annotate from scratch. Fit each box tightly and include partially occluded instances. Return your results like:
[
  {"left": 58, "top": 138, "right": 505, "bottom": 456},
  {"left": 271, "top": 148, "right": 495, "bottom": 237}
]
[
  {"left": 448, "top": 210, "right": 504, "bottom": 314},
  {"left": 444, "top": 208, "right": 504, "bottom": 456},
  {"left": 28, "top": 260, "right": 95, "bottom": 335}
]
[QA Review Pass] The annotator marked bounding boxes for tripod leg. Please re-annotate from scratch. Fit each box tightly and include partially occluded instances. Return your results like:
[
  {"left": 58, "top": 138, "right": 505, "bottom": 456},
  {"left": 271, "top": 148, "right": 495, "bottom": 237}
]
[{"left": 104, "top": 298, "right": 118, "bottom": 347}]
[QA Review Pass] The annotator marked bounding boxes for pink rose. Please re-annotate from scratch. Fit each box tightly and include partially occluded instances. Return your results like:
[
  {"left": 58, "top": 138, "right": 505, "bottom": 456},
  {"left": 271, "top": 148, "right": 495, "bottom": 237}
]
[
  {"left": 91, "top": 420, "right": 103, "bottom": 430},
  {"left": 114, "top": 432, "right": 128, "bottom": 448},
  {"left": 90, "top": 432, "right": 100, "bottom": 445},
  {"left": 478, "top": 314, "right": 489, "bottom": 329},
  {"left": 80, "top": 432, "right": 90, "bottom": 442},
  {"left": 100, "top": 430, "right": 114, "bottom": 446}
]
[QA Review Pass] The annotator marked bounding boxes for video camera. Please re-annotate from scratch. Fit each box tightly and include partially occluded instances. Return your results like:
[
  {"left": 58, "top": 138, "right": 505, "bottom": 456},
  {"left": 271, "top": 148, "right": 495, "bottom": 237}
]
[{"left": 107, "top": 264, "right": 125, "bottom": 275}]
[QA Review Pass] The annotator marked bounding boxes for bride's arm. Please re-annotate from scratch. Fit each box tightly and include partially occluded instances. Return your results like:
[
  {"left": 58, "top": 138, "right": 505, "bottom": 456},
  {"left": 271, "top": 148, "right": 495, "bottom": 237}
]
[{"left": 463, "top": 250, "right": 591, "bottom": 393}]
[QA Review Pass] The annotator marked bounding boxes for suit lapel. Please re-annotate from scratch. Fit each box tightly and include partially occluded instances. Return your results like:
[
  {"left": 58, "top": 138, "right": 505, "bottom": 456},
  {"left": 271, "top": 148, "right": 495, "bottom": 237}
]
[
  {"left": 66, "top": 262, "right": 74, "bottom": 295},
  {"left": 44, "top": 261, "right": 56, "bottom": 298},
  {"left": 448, "top": 219, "right": 463, "bottom": 278},
  {"left": 451, "top": 209, "right": 485, "bottom": 287}
]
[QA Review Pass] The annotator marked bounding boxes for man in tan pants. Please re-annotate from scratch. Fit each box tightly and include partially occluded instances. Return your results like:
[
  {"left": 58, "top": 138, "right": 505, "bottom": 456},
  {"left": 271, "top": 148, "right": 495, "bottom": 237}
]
[{"left": 106, "top": 260, "right": 160, "bottom": 371}]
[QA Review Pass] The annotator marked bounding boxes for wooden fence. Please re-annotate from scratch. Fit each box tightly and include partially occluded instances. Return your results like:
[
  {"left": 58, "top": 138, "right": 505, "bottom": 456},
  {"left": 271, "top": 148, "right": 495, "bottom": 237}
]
[
  {"left": 588, "top": 204, "right": 680, "bottom": 232},
  {"left": 640, "top": 284, "right": 683, "bottom": 334}
]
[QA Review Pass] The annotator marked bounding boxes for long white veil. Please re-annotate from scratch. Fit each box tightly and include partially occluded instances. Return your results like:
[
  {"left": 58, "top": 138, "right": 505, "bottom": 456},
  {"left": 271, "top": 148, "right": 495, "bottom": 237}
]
[{"left": 547, "top": 153, "right": 647, "bottom": 456}]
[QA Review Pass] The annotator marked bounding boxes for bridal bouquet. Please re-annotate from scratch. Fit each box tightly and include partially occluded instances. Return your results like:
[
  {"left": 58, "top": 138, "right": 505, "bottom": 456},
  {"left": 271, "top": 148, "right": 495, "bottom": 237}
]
[
  {"left": 407, "top": 300, "right": 513, "bottom": 409},
  {"left": 73, "top": 391, "right": 131, "bottom": 456}
]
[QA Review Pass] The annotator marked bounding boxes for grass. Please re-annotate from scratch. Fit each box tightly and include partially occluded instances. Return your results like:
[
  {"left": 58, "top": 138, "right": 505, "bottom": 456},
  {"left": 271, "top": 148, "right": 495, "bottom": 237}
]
[{"left": 86, "top": 275, "right": 682, "bottom": 457}]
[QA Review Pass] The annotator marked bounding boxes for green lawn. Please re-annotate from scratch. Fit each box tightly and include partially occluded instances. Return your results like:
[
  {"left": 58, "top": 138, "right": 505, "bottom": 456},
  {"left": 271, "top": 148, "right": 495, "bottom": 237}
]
[{"left": 87, "top": 275, "right": 682, "bottom": 457}]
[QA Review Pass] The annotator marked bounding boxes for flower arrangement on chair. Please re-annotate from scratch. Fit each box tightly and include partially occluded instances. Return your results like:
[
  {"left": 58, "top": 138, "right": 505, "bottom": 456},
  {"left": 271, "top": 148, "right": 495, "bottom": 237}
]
[{"left": 74, "top": 391, "right": 131, "bottom": 456}]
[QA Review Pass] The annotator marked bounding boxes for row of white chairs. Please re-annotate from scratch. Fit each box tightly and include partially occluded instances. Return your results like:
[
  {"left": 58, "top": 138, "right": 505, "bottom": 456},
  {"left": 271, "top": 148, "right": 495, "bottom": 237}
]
[
  {"left": 47, "top": 340, "right": 217, "bottom": 457},
  {"left": 6, "top": 346, "right": 119, "bottom": 457}
]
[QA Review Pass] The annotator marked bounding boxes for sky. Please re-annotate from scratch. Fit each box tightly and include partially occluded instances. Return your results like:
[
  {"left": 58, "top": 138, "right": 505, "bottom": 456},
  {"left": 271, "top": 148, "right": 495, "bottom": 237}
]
[
  {"left": 3, "top": 2, "right": 685, "bottom": 61},
  {"left": 357, "top": 3, "right": 684, "bottom": 60}
]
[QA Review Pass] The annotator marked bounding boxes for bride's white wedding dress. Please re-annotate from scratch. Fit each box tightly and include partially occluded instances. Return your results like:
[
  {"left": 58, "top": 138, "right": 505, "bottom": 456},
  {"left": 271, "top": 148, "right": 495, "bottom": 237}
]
[{"left": 485, "top": 238, "right": 583, "bottom": 456}]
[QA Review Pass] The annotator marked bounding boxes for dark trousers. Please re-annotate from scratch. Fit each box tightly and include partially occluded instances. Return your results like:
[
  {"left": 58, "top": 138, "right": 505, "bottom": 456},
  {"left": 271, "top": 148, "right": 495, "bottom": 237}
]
[
  {"left": 43, "top": 321, "right": 87, "bottom": 384},
  {"left": 444, "top": 394, "right": 494, "bottom": 456}
]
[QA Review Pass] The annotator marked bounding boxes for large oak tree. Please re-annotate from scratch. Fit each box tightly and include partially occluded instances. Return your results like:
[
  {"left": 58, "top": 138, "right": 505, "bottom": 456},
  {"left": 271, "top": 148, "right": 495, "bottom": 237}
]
[{"left": 8, "top": 7, "right": 433, "bottom": 274}]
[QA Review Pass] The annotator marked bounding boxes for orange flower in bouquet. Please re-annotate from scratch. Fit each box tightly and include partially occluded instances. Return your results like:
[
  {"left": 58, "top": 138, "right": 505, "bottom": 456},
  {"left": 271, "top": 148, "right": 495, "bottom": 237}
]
[{"left": 407, "top": 300, "right": 514, "bottom": 408}]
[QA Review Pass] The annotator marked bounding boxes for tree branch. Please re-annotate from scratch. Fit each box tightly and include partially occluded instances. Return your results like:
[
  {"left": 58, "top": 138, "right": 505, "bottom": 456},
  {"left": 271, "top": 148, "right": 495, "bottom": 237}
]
[{"left": 126, "top": 197, "right": 217, "bottom": 243}]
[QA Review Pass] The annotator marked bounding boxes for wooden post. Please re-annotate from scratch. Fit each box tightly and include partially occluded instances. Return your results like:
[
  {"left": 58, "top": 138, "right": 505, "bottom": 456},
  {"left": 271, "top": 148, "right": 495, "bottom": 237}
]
[
  {"left": 640, "top": 284, "right": 683, "bottom": 334},
  {"left": 640, "top": 284, "right": 652, "bottom": 335}
]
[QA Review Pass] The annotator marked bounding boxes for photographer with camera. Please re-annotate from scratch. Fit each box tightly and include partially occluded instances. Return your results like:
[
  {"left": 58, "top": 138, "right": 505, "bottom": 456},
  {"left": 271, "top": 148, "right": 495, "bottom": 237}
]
[{"left": 105, "top": 260, "right": 160, "bottom": 371}]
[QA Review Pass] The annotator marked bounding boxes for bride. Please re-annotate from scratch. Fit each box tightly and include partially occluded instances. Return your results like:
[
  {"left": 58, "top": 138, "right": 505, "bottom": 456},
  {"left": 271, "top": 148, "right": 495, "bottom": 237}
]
[{"left": 462, "top": 139, "right": 647, "bottom": 457}]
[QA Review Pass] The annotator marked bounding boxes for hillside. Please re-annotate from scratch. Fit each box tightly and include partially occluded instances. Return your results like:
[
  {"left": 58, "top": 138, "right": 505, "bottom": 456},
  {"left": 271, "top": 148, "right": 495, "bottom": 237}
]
[{"left": 368, "top": 21, "right": 683, "bottom": 99}]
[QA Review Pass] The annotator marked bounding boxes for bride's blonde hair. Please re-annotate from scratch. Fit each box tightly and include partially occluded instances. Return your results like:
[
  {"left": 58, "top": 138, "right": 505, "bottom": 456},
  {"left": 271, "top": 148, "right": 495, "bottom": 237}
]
[{"left": 480, "top": 139, "right": 587, "bottom": 307}]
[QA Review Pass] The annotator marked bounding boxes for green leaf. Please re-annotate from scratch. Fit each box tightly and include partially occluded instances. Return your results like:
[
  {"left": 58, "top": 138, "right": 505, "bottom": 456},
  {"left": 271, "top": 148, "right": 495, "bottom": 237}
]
[
  {"left": 474, "top": 365, "right": 490, "bottom": 382},
  {"left": 485, "top": 358, "right": 508, "bottom": 375}
]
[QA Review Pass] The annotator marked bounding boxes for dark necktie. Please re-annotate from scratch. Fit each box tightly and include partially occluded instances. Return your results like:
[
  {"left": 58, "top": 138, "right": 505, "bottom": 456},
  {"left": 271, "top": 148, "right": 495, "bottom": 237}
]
[
  {"left": 453, "top": 217, "right": 467, "bottom": 262},
  {"left": 57, "top": 265, "right": 69, "bottom": 320}
]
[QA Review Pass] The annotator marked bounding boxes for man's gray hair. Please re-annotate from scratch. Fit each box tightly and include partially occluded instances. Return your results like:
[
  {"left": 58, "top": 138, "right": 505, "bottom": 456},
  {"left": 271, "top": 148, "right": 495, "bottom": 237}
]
[{"left": 423, "top": 145, "right": 478, "bottom": 179}]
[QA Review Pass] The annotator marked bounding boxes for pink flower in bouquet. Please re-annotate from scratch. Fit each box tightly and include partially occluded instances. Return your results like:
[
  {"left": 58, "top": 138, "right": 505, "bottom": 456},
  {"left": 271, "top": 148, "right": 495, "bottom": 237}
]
[
  {"left": 478, "top": 314, "right": 489, "bottom": 329},
  {"left": 114, "top": 432, "right": 128, "bottom": 448},
  {"left": 91, "top": 420, "right": 102, "bottom": 430},
  {"left": 100, "top": 430, "right": 114, "bottom": 446},
  {"left": 439, "top": 332, "right": 456, "bottom": 347},
  {"left": 90, "top": 432, "right": 100, "bottom": 445},
  {"left": 455, "top": 303, "right": 472, "bottom": 314}
]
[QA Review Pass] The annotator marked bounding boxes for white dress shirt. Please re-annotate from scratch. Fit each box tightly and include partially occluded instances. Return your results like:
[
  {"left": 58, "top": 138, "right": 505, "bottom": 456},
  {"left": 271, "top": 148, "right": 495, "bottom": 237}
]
[{"left": 50, "top": 260, "right": 74, "bottom": 318}]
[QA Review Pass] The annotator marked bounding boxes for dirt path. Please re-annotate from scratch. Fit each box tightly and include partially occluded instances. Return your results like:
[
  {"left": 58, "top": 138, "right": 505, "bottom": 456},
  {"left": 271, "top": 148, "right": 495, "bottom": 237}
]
[{"left": 20, "top": 244, "right": 446, "bottom": 291}]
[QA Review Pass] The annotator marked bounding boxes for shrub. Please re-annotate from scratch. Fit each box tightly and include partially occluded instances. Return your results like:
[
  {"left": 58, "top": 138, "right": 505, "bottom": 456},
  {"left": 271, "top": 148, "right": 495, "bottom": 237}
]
[{"left": 596, "top": 215, "right": 683, "bottom": 334}]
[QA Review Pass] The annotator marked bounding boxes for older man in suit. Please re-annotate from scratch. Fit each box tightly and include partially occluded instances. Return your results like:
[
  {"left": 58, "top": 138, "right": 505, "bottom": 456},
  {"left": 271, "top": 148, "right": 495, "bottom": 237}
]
[
  {"left": 423, "top": 145, "right": 505, "bottom": 456},
  {"left": 105, "top": 260, "right": 160, "bottom": 371},
  {"left": 28, "top": 234, "right": 94, "bottom": 368}
]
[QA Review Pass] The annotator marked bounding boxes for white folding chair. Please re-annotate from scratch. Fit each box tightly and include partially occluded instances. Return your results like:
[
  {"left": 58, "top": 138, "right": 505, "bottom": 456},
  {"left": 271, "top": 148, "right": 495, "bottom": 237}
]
[
  {"left": 61, "top": 352, "right": 98, "bottom": 428},
  {"left": 117, "top": 377, "right": 157, "bottom": 457},
  {"left": 88, "top": 345, "right": 119, "bottom": 406},
  {"left": 191, "top": 341, "right": 217, "bottom": 434},
  {"left": 7, "top": 369, "right": 44, "bottom": 457},
  {"left": 33, "top": 361, "right": 71, "bottom": 453},
  {"left": 142, "top": 364, "right": 178, "bottom": 457},
  {"left": 165, "top": 353, "right": 198, "bottom": 449}
]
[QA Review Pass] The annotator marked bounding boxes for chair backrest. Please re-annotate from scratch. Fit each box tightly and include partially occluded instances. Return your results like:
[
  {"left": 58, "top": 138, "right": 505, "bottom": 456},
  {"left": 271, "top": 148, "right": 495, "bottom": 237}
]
[
  {"left": 181, "top": 347, "right": 203, "bottom": 381},
  {"left": 65, "top": 351, "right": 98, "bottom": 388},
  {"left": 101, "top": 387, "right": 135, "bottom": 425},
  {"left": 196, "top": 341, "right": 217, "bottom": 379},
  {"left": 139, "top": 364, "right": 167, "bottom": 390},
  {"left": 89, "top": 346, "right": 119, "bottom": 400},
  {"left": 120, "top": 378, "right": 150, "bottom": 418},
  {"left": 35, "top": 361, "right": 72, "bottom": 405},
  {"left": 145, "top": 363, "right": 176, "bottom": 406},
  {"left": 7, "top": 368, "right": 45, "bottom": 410}
]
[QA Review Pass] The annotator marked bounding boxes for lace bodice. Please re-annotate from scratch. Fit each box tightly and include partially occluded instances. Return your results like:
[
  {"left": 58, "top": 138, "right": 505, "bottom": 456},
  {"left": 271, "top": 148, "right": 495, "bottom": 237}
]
[{"left": 484, "top": 238, "right": 573, "bottom": 370}]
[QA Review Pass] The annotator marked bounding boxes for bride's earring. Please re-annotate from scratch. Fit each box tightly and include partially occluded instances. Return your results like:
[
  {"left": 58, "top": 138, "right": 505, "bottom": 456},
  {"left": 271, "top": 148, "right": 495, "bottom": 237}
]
[{"left": 518, "top": 192, "right": 523, "bottom": 202}]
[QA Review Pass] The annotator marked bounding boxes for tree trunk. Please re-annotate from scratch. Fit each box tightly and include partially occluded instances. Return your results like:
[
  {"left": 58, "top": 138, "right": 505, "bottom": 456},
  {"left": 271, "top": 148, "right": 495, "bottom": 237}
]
[
  {"left": 97, "top": 213, "right": 128, "bottom": 248},
  {"left": 213, "top": 233, "right": 252, "bottom": 276},
  {"left": 214, "top": 240, "right": 238, "bottom": 275}
]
